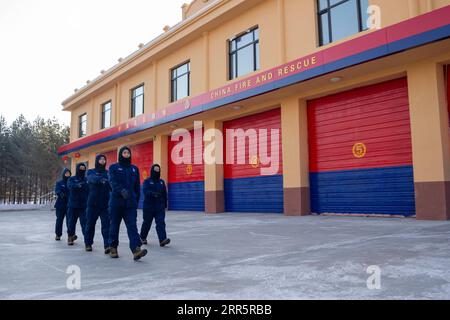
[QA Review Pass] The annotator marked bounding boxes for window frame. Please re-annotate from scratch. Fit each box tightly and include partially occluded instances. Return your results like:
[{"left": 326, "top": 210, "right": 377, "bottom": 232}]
[
  {"left": 170, "top": 61, "right": 191, "bottom": 103},
  {"left": 130, "top": 84, "right": 145, "bottom": 118},
  {"left": 101, "top": 100, "right": 112, "bottom": 129},
  {"left": 78, "top": 113, "right": 87, "bottom": 138},
  {"left": 317, "top": 0, "right": 368, "bottom": 46},
  {"left": 228, "top": 26, "right": 260, "bottom": 80}
]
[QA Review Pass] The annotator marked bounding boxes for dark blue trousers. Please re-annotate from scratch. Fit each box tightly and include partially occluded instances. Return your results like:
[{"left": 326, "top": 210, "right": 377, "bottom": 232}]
[
  {"left": 140, "top": 209, "right": 167, "bottom": 242},
  {"left": 67, "top": 207, "right": 87, "bottom": 238},
  {"left": 85, "top": 206, "right": 110, "bottom": 248},
  {"left": 55, "top": 207, "right": 68, "bottom": 237},
  {"left": 108, "top": 206, "right": 141, "bottom": 252}
]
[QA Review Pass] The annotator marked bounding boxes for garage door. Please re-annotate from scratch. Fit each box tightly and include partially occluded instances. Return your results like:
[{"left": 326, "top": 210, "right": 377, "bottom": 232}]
[
  {"left": 224, "top": 108, "right": 283, "bottom": 213},
  {"left": 168, "top": 129, "right": 205, "bottom": 211},
  {"left": 103, "top": 150, "right": 117, "bottom": 170},
  {"left": 130, "top": 141, "right": 154, "bottom": 209},
  {"left": 308, "top": 78, "right": 415, "bottom": 216}
]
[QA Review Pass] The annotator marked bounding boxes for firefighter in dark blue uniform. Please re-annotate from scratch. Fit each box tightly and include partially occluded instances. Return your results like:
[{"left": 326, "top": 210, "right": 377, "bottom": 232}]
[
  {"left": 84, "top": 154, "right": 111, "bottom": 253},
  {"left": 67, "top": 163, "right": 88, "bottom": 245},
  {"left": 54, "top": 168, "right": 71, "bottom": 241},
  {"left": 140, "top": 164, "right": 171, "bottom": 247},
  {"left": 108, "top": 146, "right": 147, "bottom": 261}
]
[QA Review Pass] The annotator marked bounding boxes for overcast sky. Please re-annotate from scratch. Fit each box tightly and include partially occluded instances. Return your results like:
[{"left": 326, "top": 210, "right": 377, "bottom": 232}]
[{"left": 0, "top": 0, "right": 188, "bottom": 125}]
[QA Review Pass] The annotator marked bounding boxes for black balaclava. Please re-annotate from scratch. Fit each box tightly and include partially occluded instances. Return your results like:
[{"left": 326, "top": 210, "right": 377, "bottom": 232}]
[
  {"left": 150, "top": 164, "right": 161, "bottom": 181},
  {"left": 95, "top": 154, "right": 107, "bottom": 172},
  {"left": 75, "top": 163, "right": 87, "bottom": 179},
  {"left": 118, "top": 146, "right": 132, "bottom": 167},
  {"left": 62, "top": 168, "right": 71, "bottom": 182}
]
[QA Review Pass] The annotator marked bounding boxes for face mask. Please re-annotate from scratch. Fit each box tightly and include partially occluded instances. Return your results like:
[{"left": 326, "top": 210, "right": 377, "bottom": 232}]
[
  {"left": 151, "top": 165, "right": 161, "bottom": 181},
  {"left": 95, "top": 155, "right": 107, "bottom": 171},
  {"left": 118, "top": 147, "right": 132, "bottom": 167},
  {"left": 76, "top": 165, "right": 86, "bottom": 178}
]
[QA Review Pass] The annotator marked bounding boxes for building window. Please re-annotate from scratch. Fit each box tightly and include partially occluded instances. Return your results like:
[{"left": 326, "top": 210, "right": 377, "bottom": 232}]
[
  {"left": 171, "top": 62, "right": 190, "bottom": 102},
  {"left": 318, "top": 0, "right": 369, "bottom": 46},
  {"left": 229, "top": 27, "right": 260, "bottom": 80},
  {"left": 131, "top": 84, "right": 144, "bottom": 118},
  {"left": 101, "top": 101, "right": 112, "bottom": 129},
  {"left": 79, "top": 113, "right": 87, "bottom": 138}
]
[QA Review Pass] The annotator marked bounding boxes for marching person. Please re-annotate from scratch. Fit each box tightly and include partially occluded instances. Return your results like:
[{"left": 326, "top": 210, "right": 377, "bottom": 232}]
[
  {"left": 140, "top": 164, "right": 171, "bottom": 247},
  {"left": 54, "top": 168, "right": 71, "bottom": 241},
  {"left": 67, "top": 163, "right": 89, "bottom": 246},
  {"left": 84, "top": 154, "right": 111, "bottom": 253},
  {"left": 108, "top": 146, "right": 147, "bottom": 261}
]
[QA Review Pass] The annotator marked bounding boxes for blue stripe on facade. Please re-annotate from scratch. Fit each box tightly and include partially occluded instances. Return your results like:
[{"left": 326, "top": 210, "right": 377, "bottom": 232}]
[
  {"left": 388, "top": 24, "right": 450, "bottom": 54},
  {"left": 59, "top": 25, "right": 450, "bottom": 156},
  {"left": 224, "top": 175, "right": 284, "bottom": 213},
  {"left": 168, "top": 181, "right": 205, "bottom": 211},
  {"left": 310, "top": 166, "right": 416, "bottom": 216}
]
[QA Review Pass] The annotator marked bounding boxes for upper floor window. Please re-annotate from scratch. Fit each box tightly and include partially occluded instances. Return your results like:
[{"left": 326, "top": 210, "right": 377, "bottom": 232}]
[
  {"left": 318, "top": 0, "right": 369, "bottom": 46},
  {"left": 229, "top": 27, "right": 260, "bottom": 80},
  {"left": 101, "top": 101, "right": 112, "bottom": 129},
  {"left": 171, "top": 61, "right": 190, "bottom": 102},
  {"left": 79, "top": 113, "right": 87, "bottom": 138},
  {"left": 131, "top": 84, "right": 144, "bottom": 118}
]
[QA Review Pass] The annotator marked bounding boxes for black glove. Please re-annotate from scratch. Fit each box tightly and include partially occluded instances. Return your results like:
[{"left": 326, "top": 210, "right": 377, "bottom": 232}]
[
  {"left": 100, "top": 178, "right": 108, "bottom": 185},
  {"left": 121, "top": 189, "right": 130, "bottom": 200}
]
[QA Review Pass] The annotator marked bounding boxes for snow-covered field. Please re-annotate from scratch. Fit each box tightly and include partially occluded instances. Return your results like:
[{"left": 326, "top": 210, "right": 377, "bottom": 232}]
[
  {"left": 0, "top": 210, "right": 449, "bottom": 300},
  {"left": 0, "top": 204, "right": 53, "bottom": 212}
]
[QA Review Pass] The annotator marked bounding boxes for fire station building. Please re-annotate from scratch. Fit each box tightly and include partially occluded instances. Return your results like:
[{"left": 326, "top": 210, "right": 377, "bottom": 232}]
[{"left": 58, "top": 0, "right": 450, "bottom": 220}]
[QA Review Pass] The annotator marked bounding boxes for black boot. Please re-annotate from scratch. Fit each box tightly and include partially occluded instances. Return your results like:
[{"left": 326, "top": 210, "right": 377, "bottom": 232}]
[
  {"left": 85, "top": 245, "right": 93, "bottom": 252},
  {"left": 55, "top": 235, "right": 61, "bottom": 241},
  {"left": 68, "top": 236, "right": 74, "bottom": 246},
  {"left": 104, "top": 247, "right": 111, "bottom": 255},
  {"left": 160, "top": 238, "right": 171, "bottom": 247},
  {"left": 141, "top": 239, "right": 148, "bottom": 245},
  {"left": 110, "top": 247, "right": 119, "bottom": 258},
  {"left": 133, "top": 247, "right": 148, "bottom": 261}
]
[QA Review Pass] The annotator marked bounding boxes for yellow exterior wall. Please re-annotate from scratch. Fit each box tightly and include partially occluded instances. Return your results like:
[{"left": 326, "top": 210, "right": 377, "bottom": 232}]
[
  {"left": 407, "top": 60, "right": 450, "bottom": 182},
  {"left": 92, "top": 86, "right": 116, "bottom": 132},
  {"left": 70, "top": 101, "right": 91, "bottom": 141},
  {"left": 156, "top": 36, "right": 206, "bottom": 107}
]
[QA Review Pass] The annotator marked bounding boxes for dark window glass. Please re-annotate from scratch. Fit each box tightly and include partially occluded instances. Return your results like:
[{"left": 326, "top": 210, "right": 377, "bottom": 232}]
[
  {"left": 131, "top": 85, "right": 144, "bottom": 118},
  {"left": 318, "top": 0, "right": 369, "bottom": 46},
  {"left": 171, "top": 62, "right": 190, "bottom": 102},
  {"left": 101, "top": 101, "right": 111, "bottom": 129},
  {"left": 229, "top": 27, "right": 259, "bottom": 80},
  {"left": 79, "top": 113, "right": 87, "bottom": 138}
]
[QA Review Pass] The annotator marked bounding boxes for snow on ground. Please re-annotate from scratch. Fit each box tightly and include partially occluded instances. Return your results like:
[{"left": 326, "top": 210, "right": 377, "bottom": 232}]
[{"left": 0, "top": 210, "right": 449, "bottom": 300}]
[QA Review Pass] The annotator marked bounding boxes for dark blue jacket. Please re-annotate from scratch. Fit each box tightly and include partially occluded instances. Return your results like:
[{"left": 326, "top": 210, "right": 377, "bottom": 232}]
[
  {"left": 143, "top": 178, "right": 167, "bottom": 211},
  {"left": 108, "top": 163, "right": 140, "bottom": 209},
  {"left": 67, "top": 164, "right": 89, "bottom": 209},
  {"left": 54, "top": 168, "right": 71, "bottom": 210},
  {"left": 87, "top": 168, "right": 110, "bottom": 208}
]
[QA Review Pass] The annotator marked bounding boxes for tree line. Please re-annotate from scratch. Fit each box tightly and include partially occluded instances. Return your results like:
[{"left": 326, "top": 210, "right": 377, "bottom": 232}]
[{"left": 0, "top": 115, "right": 70, "bottom": 204}]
